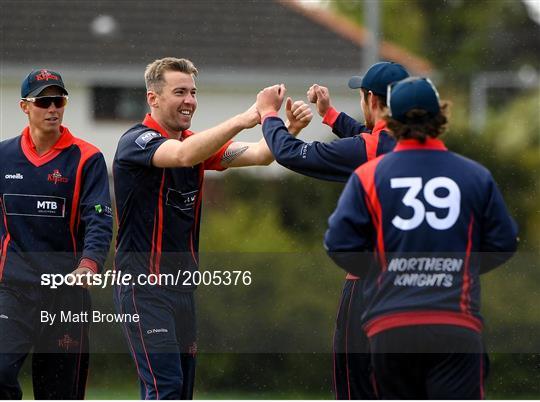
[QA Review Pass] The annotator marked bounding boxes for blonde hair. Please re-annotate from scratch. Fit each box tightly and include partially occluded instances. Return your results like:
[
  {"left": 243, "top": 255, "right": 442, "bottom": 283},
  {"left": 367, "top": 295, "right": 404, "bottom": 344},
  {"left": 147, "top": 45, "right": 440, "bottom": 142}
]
[{"left": 144, "top": 57, "right": 198, "bottom": 93}]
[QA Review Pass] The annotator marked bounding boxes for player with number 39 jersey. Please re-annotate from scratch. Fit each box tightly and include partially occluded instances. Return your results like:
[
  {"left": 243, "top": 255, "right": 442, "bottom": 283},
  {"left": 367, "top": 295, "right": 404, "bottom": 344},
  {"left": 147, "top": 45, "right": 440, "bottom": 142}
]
[{"left": 325, "top": 77, "right": 518, "bottom": 399}]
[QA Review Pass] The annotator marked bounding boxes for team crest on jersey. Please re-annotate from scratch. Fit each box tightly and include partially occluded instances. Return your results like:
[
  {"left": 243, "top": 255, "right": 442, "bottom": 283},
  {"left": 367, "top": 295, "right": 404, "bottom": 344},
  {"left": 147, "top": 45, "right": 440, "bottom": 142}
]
[
  {"left": 57, "top": 334, "right": 79, "bottom": 351},
  {"left": 47, "top": 169, "right": 69, "bottom": 184}
]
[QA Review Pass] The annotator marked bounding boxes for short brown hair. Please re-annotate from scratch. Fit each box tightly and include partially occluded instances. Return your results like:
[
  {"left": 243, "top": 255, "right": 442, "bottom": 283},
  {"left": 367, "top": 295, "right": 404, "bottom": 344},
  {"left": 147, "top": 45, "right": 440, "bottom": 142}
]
[
  {"left": 384, "top": 101, "right": 451, "bottom": 143},
  {"left": 144, "top": 57, "right": 198, "bottom": 93}
]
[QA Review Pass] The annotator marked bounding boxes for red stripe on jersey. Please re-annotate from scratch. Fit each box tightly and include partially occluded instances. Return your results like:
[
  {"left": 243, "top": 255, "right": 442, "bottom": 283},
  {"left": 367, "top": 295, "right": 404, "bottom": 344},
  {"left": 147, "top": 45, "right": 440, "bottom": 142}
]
[
  {"left": 361, "top": 120, "right": 387, "bottom": 161},
  {"left": 149, "top": 211, "right": 157, "bottom": 275},
  {"left": 20, "top": 126, "right": 74, "bottom": 167},
  {"left": 190, "top": 166, "right": 205, "bottom": 265},
  {"left": 364, "top": 310, "right": 483, "bottom": 338},
  {"left": 153, "top": 171, "right": 166, "bottom": 275},
  {"left": 345, "top": 273, "right": 360, "bottom": 280},
  {"left": 0, "top": 198, "right": 11, "bottom": 282},
  {"left": 70, "top": 139, "right": 100, "bottom": 255},
  {"left": 460, "top": 215, "right": 475, "bottom": 314},
  {"left": 356, "top": 157, "right": 387, "bottom": 283},
  {"left": 360, "top": 133, "right": 379, "bottom": 161}
]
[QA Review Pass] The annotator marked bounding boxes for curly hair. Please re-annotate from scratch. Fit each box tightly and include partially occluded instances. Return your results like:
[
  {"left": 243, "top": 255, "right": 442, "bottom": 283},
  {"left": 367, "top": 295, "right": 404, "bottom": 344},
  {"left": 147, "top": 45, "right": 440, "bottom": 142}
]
[{"left": 384, "top": 101, "right": 452, "bottom": 143}]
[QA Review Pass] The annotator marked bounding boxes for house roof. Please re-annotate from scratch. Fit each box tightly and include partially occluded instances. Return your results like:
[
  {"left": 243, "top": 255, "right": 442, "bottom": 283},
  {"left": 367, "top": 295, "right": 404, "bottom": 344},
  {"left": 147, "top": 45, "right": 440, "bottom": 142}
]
[{"left": 1, "top": 0, "right": 432, "bottom": 76}]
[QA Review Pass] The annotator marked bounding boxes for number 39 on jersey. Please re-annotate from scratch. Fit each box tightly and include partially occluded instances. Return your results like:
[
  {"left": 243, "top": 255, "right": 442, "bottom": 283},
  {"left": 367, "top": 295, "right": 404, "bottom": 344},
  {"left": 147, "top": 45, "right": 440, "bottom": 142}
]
[{"left": 391, "top": 176, "right": 461, "bottom": 231}]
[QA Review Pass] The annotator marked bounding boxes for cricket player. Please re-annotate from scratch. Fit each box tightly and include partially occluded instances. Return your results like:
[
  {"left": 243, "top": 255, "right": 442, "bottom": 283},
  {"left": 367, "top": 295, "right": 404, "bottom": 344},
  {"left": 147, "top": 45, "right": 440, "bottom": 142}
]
[
  {"left": 112, "top": 57, "right": 311, "bottom": 400},
  {"left": 325, "top": 77, "right": 518, "bottom": 399},
  {"left": 0, "top": 69, "right": 113, "bottom": 399},
  {"left": 257, "top": 61, "right": 409, "bottom": 399}
]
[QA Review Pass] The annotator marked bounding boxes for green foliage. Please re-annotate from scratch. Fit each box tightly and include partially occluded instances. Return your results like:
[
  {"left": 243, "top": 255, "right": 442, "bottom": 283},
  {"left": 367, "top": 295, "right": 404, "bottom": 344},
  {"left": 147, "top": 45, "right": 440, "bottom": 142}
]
[{"left": 331, "top": 0, "right": 539, "bottom": 82}]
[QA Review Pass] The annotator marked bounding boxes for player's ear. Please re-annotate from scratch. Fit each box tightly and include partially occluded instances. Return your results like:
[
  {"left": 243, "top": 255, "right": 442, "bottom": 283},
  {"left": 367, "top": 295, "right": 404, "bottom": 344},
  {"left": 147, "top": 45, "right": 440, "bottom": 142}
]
[
  {"left": 369, "top": 91, "right": 378, "bottom": 109},
  {"left": 147, "top": 91, "right": 159, "bottom": 109},
  {"left": 20, "top": 100, "right": 29, "bottom": 115}
]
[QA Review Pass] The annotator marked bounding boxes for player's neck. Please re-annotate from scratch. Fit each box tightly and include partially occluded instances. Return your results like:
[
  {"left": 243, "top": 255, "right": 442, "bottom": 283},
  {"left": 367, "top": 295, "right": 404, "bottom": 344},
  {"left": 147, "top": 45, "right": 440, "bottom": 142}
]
[
  {"left": 150, "top": 112, "right": 183, "bottom": 140},
  {"left": 28, "top": 126, "right": 61, "bottom": 156}
]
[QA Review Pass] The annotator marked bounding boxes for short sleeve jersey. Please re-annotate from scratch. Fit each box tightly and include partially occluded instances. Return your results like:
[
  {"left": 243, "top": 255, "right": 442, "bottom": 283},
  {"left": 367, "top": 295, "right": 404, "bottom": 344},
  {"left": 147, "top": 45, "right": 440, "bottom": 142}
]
[{"left": 113, "top": 114, "right": 230, "bottom": 286}]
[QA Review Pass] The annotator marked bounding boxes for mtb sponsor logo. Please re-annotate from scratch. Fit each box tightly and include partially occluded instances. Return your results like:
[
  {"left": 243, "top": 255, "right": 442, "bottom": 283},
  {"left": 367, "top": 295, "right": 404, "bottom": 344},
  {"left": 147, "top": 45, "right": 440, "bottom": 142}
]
[
  {"left": 4, "top": 173, "right": 23, "bottom": 180},
  {"left": 58, "top": 334, "right": 79, "bottom": 351},
  {"left": 48, "top": 169, "right": 69, "bottom": 184},
  {"left": 135, "top": 131, "right": 161, "bottom": 149},
  {"left": 37, "top": 200, "right": 58, "bottom": 210},
  {"left": 0, "top": 314, "right": 8, "bottom": 319},
  {"left": 35, "top": 69, "right": 59, "bottom": 81},
  {"left": 146, "top": 328, "right": 169, "bottom": 335}
]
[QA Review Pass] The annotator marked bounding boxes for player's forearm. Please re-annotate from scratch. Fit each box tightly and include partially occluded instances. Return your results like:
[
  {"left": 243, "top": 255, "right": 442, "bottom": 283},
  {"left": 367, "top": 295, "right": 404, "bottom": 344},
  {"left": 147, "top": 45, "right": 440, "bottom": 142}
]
[
  {"left": 170, "top": 114, "right": 248, "bottom": 167},
  {"left": 253, "top": 138, "right": 275, "bottom": 166}
]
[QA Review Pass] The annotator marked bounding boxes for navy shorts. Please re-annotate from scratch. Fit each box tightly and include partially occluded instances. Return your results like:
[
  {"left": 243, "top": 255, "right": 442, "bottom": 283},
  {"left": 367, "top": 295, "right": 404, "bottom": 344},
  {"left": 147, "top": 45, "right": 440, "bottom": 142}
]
[
  {"left": 0, "top": 283, "right": 90, "bottom": 399},
  {"left": 369, "top": 325, "right": 486, "bottom": 399},
  {"left": 333, "top": 279, "right": 375, "bottom": 399},
  {"left": 114, "top": 284, "right": 197, "bottom": 400}
]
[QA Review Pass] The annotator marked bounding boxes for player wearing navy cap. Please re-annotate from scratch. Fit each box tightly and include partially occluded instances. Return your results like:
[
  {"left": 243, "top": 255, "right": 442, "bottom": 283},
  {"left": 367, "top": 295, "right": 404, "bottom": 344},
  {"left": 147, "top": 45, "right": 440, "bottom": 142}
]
[
  {"left": 325, "top": 77, "right": 518, "bottom": 399},
  {"left": 112, "top": 57, "right": 311, "bottom": 400},
  {"left": 258, "top": 61, "right": 409, "bottom": 400},
  {"left": 0, "top": 69, "right": 113, "bottom": 399}
]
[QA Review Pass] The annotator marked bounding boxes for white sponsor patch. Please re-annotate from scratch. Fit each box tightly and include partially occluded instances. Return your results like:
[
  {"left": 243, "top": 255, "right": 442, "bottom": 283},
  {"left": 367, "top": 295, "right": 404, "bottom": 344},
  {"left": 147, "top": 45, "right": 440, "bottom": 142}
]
[
  {"left": 135, "top": 131, "right": 161, "bottom": 149},
  {"left": 0, "top": 314, "right": 8, "bottom": 319}
]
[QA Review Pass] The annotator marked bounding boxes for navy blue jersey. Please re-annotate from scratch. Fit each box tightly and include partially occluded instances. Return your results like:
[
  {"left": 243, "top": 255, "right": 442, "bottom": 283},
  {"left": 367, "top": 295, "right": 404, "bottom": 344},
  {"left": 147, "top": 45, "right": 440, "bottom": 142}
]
[
  {"left": 322, "top": 107, "right": 369, "bottom": 139},
  {"left": 0, "top": 126, "right": 112, "bottom": 284},
  {"left": 113, "top": 114, "right": 230, "bottom": 287},
  {"left": 324, "top": 138, "right": 518, "bottom": 337},
  {"left": 262, "top": 113, "right": 395, "bottom": 183}
]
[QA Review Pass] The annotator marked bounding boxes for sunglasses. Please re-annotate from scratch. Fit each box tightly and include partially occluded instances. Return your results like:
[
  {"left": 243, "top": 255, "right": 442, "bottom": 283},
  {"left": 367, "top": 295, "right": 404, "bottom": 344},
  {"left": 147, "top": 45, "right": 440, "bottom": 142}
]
[{"left": 22, "top": 95, "right": 68, "bottom": 109}]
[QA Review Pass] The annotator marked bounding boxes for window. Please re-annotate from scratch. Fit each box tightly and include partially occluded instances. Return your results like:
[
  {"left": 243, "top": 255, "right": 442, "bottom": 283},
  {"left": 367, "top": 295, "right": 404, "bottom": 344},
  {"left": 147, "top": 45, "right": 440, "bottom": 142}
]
[{"left": 92, "top": 86, "right": 147, "bottom": 121}]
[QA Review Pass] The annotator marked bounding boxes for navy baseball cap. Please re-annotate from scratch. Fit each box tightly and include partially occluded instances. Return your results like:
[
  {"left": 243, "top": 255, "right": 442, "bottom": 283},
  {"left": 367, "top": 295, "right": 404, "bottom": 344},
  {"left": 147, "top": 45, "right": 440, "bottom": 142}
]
[
  {"left": 388, "top": 77, "right": 440, "bottom": 123},
  {"left": 348, "top": 62, "right": 409, "bottom": 96},
  {"left": 21, "top": 69, "right": 68, "bottom": 98}
]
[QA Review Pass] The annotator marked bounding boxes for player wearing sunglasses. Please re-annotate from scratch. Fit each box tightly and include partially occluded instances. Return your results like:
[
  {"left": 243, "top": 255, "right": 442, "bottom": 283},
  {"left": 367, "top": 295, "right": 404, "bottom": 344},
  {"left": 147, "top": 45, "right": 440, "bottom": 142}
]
[{"left": 0, "top": 69, "right": 113, "bottom": 399}]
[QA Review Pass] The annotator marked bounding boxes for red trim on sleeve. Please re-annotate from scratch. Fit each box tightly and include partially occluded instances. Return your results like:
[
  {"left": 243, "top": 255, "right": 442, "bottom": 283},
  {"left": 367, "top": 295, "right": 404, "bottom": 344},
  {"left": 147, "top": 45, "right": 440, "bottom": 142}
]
[
  {"left": 345, "top": 273, "right": 360, "bottom": 280},
  {"left": 203, "top": 140, "right": 233, "bottom": 171},
  {"left": 355, "top": 158, "right": 387, "bottom": 284},
  {"left": 394, "top": 138, "right": 447, "bottom": 152},
  {"left": 364, "top": 310, "right": 483, "bottom": 338},
  {"left": 261, "top": 112, "right": 279, "bottom": 125},
  {"left": 322, "top": 107, "right": 340, "bottom": 127},
  {"left": 78, "top": 258, "right": 98, "bottom": 274},
  {"left": 460, "top": 215, "right": 475, "bottom": 314},
  {"left": 20, "top": 126, "right": 74, "bottom": 167},
  {"left": 69, "top": 138, "right": 100, "bottom": 254}
]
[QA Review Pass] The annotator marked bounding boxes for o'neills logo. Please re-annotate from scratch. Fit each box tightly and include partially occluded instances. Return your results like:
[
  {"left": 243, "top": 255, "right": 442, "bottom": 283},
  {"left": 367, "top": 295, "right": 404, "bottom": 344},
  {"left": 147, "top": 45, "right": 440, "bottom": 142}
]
[
  {"left": 4, "top": 173, "right": 23, "bottom": 180},
  {"left": 35, "top": 69, "right": 59, "bottom": 81},
  {"left": 48, "top": 169, "right": 69, "bottom": 184}
]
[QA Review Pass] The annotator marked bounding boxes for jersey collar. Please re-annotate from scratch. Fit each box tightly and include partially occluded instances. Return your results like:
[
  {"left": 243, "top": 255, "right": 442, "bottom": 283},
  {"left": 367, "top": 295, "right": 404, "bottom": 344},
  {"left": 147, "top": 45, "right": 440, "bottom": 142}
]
[
  {"left": 371, "top": 120, "right": 388, "bottom": 137},
  {"left": 22, "top": 125, "right": 74, "bottom": 150},
  {"left": 394, "top": 137, "right": 448, "bottom": 151},
  {"left": 21, "top": 125, "right": 75, "bottom": 167}
]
